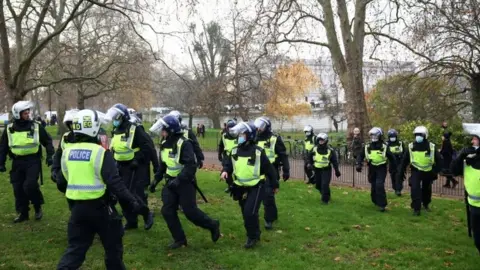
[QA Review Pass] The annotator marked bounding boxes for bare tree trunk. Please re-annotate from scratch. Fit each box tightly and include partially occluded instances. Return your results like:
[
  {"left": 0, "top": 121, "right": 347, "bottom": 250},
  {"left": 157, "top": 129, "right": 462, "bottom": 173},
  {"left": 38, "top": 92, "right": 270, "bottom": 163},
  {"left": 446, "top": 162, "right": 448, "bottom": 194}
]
[
  {"left": 341, "top": 68, "right": 370, "bottom": 140},
  {"left": 77, "top": 90, "right": 85, "bottom": 110},
  {"left": 188, "top": 113, "right": 193, "bottom": 129},
  {"left": 471, "top": 73, "right": 480, "bottom": 122},
  {"left": 209, "top": 113, "right": 221, "bottom": 129}
]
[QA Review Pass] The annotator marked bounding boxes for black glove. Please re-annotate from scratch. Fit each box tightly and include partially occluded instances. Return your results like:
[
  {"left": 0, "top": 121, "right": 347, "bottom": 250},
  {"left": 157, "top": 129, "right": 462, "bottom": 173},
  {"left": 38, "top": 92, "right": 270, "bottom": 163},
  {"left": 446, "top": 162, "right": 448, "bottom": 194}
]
[
  {"left": 149, "top": 173, "right": 163, "bottom": 193},
  {"left": 218, "top": 154, "right": 223, "bottom": 162},
  {"left": 335, "top": 170, "right": 341, "bottom": 177},
  {"left": 356, "top": 166, "right": 362, "bottom": 173},
  {"left": 282, "top": 172, "right": 290, "bottom": 181},
  {"left": 198, "top": 160, "right": 204, "bottom": 169},
  {"left": 130, "top": 159, "right": 139, "bottom": 170},
  {"left": 46, "top": 157, "right": 53, "bottom": 167},
  {"left": 51, "top": 170, "right": 57, "bottom": 183},
  {"left": 306, "top": 164, "right": 312, "bottom": 170},
  {"left": 0, "top": 165, "right": 6, "bottom": 173},
  {"left": 167, "top": 177, "right": 180, "bottom": 189},
  {"left": 154, "top": 171, "right": 163, "bottom": 182},
  {"left": 131, "top": 200, "right": 142, "bottom": 213}
]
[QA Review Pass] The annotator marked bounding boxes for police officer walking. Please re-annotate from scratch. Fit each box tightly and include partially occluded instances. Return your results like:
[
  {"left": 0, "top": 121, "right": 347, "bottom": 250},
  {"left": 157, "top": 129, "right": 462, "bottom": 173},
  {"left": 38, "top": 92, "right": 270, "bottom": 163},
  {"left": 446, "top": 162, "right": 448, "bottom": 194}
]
[
  {"left": 168, "top": 110, "right": 205, "bottom": 169},
  {"left": 397, "top": 126, "right": 443, "bottom": 216},
  {"left": 303, "top": 125, "right": 316, "bottom": 184},
  {"left": 106, "top": 103, "right": 154, "bottom": 230},
  {"left": 451, "top": 123, "right": 480, "bottom": 255},
  {"left": 0, "top": 101, "right": 54, "bottom": 222},
  {"left": 54, "top": 109, "right": 144, "bottom": 270},
  {"left": 253, "top": 116, "right": 290, "bottom": 230},
  {"left": 386, "top": 129, "right": 405, "bottom": 196},
  {"left": 221, "top": 121, "right": 277, "bottom": 248},
  {"left": 307, "top": 133, "right": 341, "bottom": 204},
  {"left": 356, "top": 127, "right": 397, "bottom": 212},
  {"left": 218, "top": 119, "right": 237, "bottom": 192},
  {"left": 148, "top": 115, "right": 220, "bottom": 249}
]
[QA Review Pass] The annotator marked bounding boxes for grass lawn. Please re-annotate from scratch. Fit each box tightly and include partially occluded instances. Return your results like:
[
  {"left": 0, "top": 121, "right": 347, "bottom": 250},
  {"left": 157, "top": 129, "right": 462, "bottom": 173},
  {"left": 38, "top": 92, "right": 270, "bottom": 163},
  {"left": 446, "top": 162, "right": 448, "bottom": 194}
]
[{"left": 0, "top": 165, "right": 478, "bottom": 270}]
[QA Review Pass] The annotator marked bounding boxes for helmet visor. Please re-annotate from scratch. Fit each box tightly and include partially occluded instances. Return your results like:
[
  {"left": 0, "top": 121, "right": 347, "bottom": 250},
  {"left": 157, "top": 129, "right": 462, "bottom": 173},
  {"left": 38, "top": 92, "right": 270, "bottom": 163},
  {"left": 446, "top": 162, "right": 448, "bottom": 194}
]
[
  {"left": 229, "top": 122, "right": 252, "bottom": 137},
  {"left": 253, "top": 118, "right": 268, "bottom": 131},
  {"left": 150, "top": 118, "right": 167, "bottom": 133},
  {"left": 106, "top": 107, "right": 125, "bottom": 121}
]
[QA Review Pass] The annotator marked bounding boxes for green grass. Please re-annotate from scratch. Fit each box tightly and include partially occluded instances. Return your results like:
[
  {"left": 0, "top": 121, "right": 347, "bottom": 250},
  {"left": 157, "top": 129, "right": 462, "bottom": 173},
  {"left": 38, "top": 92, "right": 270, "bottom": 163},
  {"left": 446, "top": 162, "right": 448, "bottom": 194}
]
[{"left": 0, "top": 165, "right": 478, "bottom": 269}]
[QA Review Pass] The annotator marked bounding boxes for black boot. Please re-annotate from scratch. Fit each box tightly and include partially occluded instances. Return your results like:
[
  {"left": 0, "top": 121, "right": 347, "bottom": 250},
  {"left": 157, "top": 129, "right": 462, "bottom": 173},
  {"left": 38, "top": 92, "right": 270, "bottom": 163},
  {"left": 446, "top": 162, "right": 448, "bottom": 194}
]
[
  {"left": 244, "top": 238, "right": 259, "bottom": 249},
  {"left": 379, "top": 207, "right": 386, "bottom": 212},
  {"left": 264, "top": 221, "right": 273, "bottom": 230},
  {"left": 424, "top": 205, "right": 431, "bottom": 212},
  {"left": 395, "top": 190, "right": 402, "bottom": 196},
  {"left": 34, "top": 206, "right": 43, "bottom": 221},
  {"left": 210, "top": 220, "right": 221, "bottom": 243},
  {"left": 168, "top": 240, "right": 187, "bottom": 249},
  {"left": 143, "top": 212, "right": 154, "bottom": 230},
  {"left": 14, "top": 213, "right": 29, "bottom": 223},
  {"left": 413, "top": 210, "right": 421, "bottom": 216}
]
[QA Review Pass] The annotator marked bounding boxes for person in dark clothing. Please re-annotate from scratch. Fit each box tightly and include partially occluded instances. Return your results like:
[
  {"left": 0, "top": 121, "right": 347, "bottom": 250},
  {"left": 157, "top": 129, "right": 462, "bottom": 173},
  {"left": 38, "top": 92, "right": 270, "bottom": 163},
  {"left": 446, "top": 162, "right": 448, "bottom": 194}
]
[
  {"left": 386, "top": 129, "right": 406, "bottom": 196},
  {"left": 167, "top": 110, "right": 205, "bottom": 169},
  {"left": 350, "top": 127, "right": 363, "bottom": 159},
  {"left": 0, "top": 101, "right": 55, "bottom": 222},
  {"left": 221, "top": 121, "right": 277, "bottom": 248},
  {"left": 218, "top": 119, "right": 238, "bottom": 192},
  {"left": 148, "top": 115, "right": 220, "bottom": 249},
  {"left": 441, "top": 132, "right": 458, "bottom": 188},
  {"left": 303, "top": 125, "right": 316, "bottom": 184},
  {"left": 106, "top": 104, "right": 154, "bottom": 231},
  {"left": 54, "top": 109, "right": 144, "bottom": 270},
  {"left": 451, "top": 123, "right": 480, "bottom": 255},
  {"left": 397, "top": 125, "right": 443, "bottom": 216},
  {"left": 253, "top": 116, "right": 290, "bottom": 230},
  {"left": 129, "top": 114, "right": 160, "bottom": 188},
  {"left": 356, "top": 127, "right": 397, "bottom": 212},
  {"left": 307, "top": 133, "right": 341, "bottom": 204}
]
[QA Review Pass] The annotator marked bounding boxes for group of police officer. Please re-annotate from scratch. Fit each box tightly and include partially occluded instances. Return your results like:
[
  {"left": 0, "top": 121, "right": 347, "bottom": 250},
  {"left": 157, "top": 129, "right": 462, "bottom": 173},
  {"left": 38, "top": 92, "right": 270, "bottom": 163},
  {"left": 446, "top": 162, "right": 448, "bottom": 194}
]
[{"left": 1, "top": 100, "right": 480, "bottom": 269}]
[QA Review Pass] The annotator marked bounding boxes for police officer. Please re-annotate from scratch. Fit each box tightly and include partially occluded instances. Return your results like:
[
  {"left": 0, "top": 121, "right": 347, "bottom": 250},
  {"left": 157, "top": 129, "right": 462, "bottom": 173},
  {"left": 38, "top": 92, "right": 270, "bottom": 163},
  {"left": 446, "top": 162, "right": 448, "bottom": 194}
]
[
  {"left": 0, "top": 101, "right": 54, "bottom": 222},
  {"left": 253, "top": 116, "right": 290, "bottom": 230},
  {"left": 397, "top": 126, "right": 443, "bottom": 216},
  {"left": 51, "top": 109, "right": 79, "bottom": 183},
  {"left": 168, "top": 110, "right": 205, "bottom": 169},
  {"left": 451, "top": 123, "right": 480, "bottom": 255},
  {"left": 356, "top": 127, "right": 397, "bottom": 212},
  {"left": 307, "top": 133, "right": 341, "bottom": 204},
  {"left": 129, "top": 112, "right": 160, "bottom": 200},
  {"left": 54, "top": 109, "right": 144, "bottom": 270},
  {"left": 148, "top": 115, "right": 220, "bottom": 249},
  {"left": 106, "top": 103, "right": 154, "bottom": 230},
  {"left": 303, "top": 125, "right": 316, "bottom": 184},
  {"left": 386, "top": 129, "right": 405, "bottom": 196},
  {"left": 220, "top": 121, "right": 277, "bottom": 248},
  {"left": 218, "top": 119, "right": 238, "bottom": 192}
]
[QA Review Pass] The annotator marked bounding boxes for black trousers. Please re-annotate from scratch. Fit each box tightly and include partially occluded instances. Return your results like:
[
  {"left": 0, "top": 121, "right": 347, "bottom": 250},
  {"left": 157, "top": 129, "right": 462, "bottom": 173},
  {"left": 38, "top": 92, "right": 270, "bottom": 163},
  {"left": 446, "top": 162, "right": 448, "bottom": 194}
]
[
  {"left": 161, "top": 181, "right": 216, "bottom": 242},
  {"left": 57, "top": 201, "right": 126, "bottom": 270},
  {"left": 234, "top": 184, "right": 265, "bottom": 240},
  {"left": 304, "top": 161, "right": 314, "bottom": 183},
  {"left": 368, "top": 165, "right": 388, "bottom": 207},
  {"left": 470, "top": 205, "right": 480, "bottom": 255},
  {"left": 10, "top": 158, "right": 44, "bottom": 214},
  {"left": 263, "top": 166, "right": 279, "bottom": 223},
  {"left": 314, "top": 169, "right": 332, "bottom": 203},
  {"left": 410, "top": 170, "right": 433, "bottom": 211},
  {"left": 117, "top": 164, "right": 148, "bottom": 225}
]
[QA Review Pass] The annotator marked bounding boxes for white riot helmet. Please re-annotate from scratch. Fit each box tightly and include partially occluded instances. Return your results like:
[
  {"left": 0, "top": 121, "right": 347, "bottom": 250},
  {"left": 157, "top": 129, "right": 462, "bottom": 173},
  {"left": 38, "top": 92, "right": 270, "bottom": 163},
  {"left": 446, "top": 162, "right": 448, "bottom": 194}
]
[
  {"left": 71, "top": 109, "right": 101, "bottom": 137},
  {"left": 413, "top": 126, "right": 428, "bottom": 139},
  {"left": 304, "top": 125, "right": 314, "bottom": 136},
  {"left": 316, "top": 133, "right": 328, "bottom": 144},
  {"left": 463, "top": 123, "right": 480, "bottom": 139},
  {"left": 129, "top": 114, "right": 142, "bottom": 125},
  {"left": 63, "top": 109, "right": 79, "bottom": 125},
  {"left": 12, "top": 101, "right": 34, "bottom": 120},
  {"left": 369, "top": 127, "right": 383, "bottom": 142}
]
